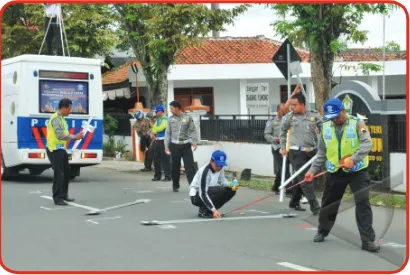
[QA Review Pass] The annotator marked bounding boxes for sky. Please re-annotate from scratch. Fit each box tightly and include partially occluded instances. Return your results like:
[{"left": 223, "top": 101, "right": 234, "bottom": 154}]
[{"left": 209, "top": 3, "right": 407, "bottom": 50}]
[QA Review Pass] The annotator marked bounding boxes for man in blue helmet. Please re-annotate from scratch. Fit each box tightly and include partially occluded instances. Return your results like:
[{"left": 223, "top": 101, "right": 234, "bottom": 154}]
[
  {"left": 152, "top": 104, "right": 172, "bottom": 181},
  {"left": 132, "top": 110, "right": 154, "bottom": 172},
  {"left": 304, "top": 97, "right": 379, "bottom": 252},
  {"left": 189, "top": 150, "right": 239, "bottom": 218}
]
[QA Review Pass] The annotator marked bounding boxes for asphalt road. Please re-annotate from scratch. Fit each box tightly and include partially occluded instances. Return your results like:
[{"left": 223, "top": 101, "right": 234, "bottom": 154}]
[{"left": 1, "top": 165, "right": 407, "bottom": 272}]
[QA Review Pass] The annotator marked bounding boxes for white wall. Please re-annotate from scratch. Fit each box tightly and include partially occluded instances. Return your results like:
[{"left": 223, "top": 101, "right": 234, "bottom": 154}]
[
  {"left": 192, "top": 142, "right": 275, "bottom": 177},
  {"left": 390, "top": 153, "right": 407, "bottom": 193},
  {"left": 173, "top": 79, "right": 240, "bottom": 115}
]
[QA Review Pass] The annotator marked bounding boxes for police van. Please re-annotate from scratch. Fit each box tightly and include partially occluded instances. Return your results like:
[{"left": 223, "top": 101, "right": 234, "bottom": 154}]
[{"left": 1, "top": 54, "right": 104, "bottom": 180}]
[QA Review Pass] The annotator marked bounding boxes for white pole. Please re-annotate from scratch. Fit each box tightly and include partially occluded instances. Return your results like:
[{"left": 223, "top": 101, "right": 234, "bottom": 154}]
[
  {"left": 280, "top": 43, "right": 292, "bottom": 202},
  {"left": 382, "top": 13, "right": 386, "bottom": 100},
  {"left": 57, "top": 5, "right": 65, "bottom": 56},
  {"left": 279, "top": 155, "right": 318, "bottom": 191}
]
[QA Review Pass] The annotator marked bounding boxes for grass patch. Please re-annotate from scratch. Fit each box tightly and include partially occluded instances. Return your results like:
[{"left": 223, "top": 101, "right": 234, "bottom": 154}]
[{"left": 226, "top": 174, "right": 406, "bottom": 209}]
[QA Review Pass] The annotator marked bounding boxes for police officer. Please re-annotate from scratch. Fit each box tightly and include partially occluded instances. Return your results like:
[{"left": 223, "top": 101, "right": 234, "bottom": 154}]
[
  {"left": 132, "top": 110, "right": 154, "bottom": 172},
  {"left": 152, "top": 104, "right": 172, "bottom": 182},
  {"left": 305, "top": 97, "right": 379, "bottom": 252},
  {"left": 280, "top": 93, "right": 321, "bottom": 214},
  {"left": 45, "top": 98, "right": 83, "bottom": 205},
  {"left": 164, "top": 101, "right": 198, "bottom": 192},
  {"left": 264, "top": 103, "right": 292, "bottom": 195}
]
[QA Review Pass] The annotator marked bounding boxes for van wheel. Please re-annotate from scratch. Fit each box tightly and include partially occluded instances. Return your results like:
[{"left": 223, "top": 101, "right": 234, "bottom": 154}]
[
  {"left": 1, "top": 154, "right": 12, "bottom": 181},
  {"left": 29, "top": 168, "right": 44, "bottom": 176},
  {"left": 69, "top": 167, "right": 80, "bottom": 180}
]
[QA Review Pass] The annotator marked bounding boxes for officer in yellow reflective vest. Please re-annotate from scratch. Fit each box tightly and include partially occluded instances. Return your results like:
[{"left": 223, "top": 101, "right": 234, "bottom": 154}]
[
  {"left": 46, "top": 98, "right": 83, "bottom": 206},
  {"left": 304, "top": 97, "right": 379, "bottom": 252}
]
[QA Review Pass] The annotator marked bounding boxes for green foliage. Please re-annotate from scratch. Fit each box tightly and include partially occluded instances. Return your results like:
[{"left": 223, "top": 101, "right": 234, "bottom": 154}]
[
  {"left": 267, "top": 4, "right": 396, "bottom": 113},
  {"left": 113, "top": 4, "right": 249, "bottom": 106},
  {"left": 103, "top": 114, "right": 118, "bottom": 138},
  {"left": 2, "top": 3, "right": 116, "bottom": 59}
]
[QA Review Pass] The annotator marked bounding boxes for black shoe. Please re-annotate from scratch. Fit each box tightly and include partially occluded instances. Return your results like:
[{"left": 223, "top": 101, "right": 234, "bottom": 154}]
[
  {"left": 54, "top": 200, "right": 68, "bottom": 206},
  {"left": 152, "top": 177, "right": 161, "bottom": 181},
  {"left": 162, "top": 177, "right": 171, "bottom": 182},
  {"left": 140, "top": 168, "right": 151, "bottom": 172},
  {"left": 313, "top": 232, "right": 327, "bottom": 242},
  {"left": 198, "top": 208, "right": 213, "bottom": 218},
  {"left": 362, "top": 241, "right": 380, "bottom": 252},
  {"left": 64, "top": 197, "right": 75, "bottom": 202},
  {"left": 289, "top": 205, "right": 306, "bottom": 211}
]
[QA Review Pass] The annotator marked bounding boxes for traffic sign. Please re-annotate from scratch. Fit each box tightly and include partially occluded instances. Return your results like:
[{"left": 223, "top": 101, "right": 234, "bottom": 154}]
[{"left": 272, "top": 38, "right": 302, "bottom": 80}]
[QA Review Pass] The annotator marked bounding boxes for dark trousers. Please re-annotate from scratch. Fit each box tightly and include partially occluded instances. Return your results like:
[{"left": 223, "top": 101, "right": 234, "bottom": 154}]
[
  {"left": 140, "top": 135, "right": 153, "bottom": 169},
  {"left": 318, "top": 169, "right": 375, "bottom": 242},
  {"left": 288, "top": 150, "right": 320, "bottom": 213},
  {"left": 191, "top": 186, "right": 236, "bottom": 212},
  {"left": 272, "top": 148, "right": 292, "bottom": 193},
  {"left": 45, "top": 17, "right": 63, "bottom": 56},
  {"left": 46, "top": 149, "right": 69, "bottom": 202},
  {"left": 170, "top": 143, "right": 195, "bottom": 189},
  {"left": 144, "top": 145, "right": 154, "bottom": 169},
  {"left": 154, "top": 140, "right": 171, "bottom": 179}
]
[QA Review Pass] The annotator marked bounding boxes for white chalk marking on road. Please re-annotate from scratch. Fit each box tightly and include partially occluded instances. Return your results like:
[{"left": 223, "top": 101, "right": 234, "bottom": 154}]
[
  {"left": 86, "top": 216, "right": 122, "bottom": 225},
  {"left": 141, "top": 214, "right": 294, "bottom": 226},
  {"left": 40, "top": 206, "right": 76, "bottom": 211},
  {"left": 134, "top": 190, "right": 153, "bottom": 194},
  {"left": 246, "top": 209, "right": 270, "bottom": 214},
  {"left": 29, "top": 190, "right": 42, "bottom": 194},
  {"left": 381, "top": 242, "right": 406, "bottom": 248},
  {"left": 41, "top": 195, "right": 100, "bottom": 212},
  {"left": 158, "top": 224, "right": 176, "bottom": 230},
  {"left": 277, "top": 262, "right": 316, "bottom": 271}
]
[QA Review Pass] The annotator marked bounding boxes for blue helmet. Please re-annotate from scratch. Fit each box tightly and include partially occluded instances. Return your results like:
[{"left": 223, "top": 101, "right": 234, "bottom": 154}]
[
  {"left": 323, "top": 97, "right": 344, "bottom": 121},
  {"left": 155, "top": 104, "right": 165, "bottom": 113},
  {"left": 134, "top": 110, "right": 144, "bottom": 120}
]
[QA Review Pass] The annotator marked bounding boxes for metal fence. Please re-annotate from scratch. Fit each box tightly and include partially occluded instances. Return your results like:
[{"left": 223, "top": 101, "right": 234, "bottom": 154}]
[
  {"left": 200, "top": 114, "right": 406, "bottom": 152},
  {"left": 200, "top": 115, "right": 270, "bottom": 143},
  {"left": 388, "top": 115, "right": 406, "bottom": 153}
]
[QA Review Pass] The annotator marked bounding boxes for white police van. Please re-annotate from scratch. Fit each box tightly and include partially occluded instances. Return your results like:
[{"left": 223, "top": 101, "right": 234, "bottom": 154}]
[{"left": 1, "top": 55, "right": 104, "bottom": 180}]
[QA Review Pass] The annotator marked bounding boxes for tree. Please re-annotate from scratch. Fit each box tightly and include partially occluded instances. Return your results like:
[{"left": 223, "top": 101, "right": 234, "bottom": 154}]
[
  {"left": 114, "top": 4, "right": 248, "bottom": 106},
  {"left": 269, "top": 4, "right": 396, "bottom": 113},
  {"left": 2, "top": 4, "right": 116, "bottom": 59}
]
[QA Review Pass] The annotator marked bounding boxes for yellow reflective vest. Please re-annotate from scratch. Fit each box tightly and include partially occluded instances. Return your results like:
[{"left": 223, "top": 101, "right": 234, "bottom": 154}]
[
  {"left": 322, "top": 115, "right": 369, "bottom": 173},
  {"left": 46, "top": 112, "right": 68, "bottom": 151}
]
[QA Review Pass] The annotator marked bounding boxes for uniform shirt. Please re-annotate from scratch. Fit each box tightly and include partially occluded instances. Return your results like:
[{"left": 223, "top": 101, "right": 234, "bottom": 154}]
[
  {"left": 264, "top": 116, "right": 282, "bottom": 150},
  {"left": 164, "top": 113, "right": 198, "bottom": 148},
  {"left": 51, "top": 115, "right": 75, "bottom": 141},
  {"left": 189, "top": 163, "right": 231, "bottom": 212},
  {"left": 280, "top": 110, "right": 322, "bottom": 150},
  {"left": 133, "top": 118, "right": 152, "bottom": 137},
  {"left": 308, "top": 117, "right": 372, "bottom": 174}
]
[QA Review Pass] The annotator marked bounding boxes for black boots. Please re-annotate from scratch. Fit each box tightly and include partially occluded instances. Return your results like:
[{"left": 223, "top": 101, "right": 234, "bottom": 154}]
[{"left": 362, "top": 241, "right": 381, "bottom": 252}]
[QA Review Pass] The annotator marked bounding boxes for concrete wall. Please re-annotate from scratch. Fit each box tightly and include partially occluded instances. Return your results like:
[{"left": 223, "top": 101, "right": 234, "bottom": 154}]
[{"left": 390, "top": 153, "right": 407, "bottom": 193}]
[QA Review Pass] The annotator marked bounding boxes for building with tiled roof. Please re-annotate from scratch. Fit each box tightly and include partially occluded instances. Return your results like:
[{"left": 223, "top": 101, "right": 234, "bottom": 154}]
[{"left": 102, "top": 36, "right": 406, "bottom": 118}]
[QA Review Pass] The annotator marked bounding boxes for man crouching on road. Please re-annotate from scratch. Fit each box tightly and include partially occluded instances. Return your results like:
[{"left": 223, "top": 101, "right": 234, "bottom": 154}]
[{"left": 190, "top": 150, "right": 239, "bottom": 218}]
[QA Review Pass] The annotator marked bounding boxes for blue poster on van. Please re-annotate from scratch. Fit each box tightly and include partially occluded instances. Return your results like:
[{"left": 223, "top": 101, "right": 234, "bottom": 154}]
[{"left": 39, "top": 80, "right": 89, "bottom": 114}]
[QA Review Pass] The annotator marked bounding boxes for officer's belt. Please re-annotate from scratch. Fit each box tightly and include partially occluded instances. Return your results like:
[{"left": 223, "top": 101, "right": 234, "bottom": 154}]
[
  {"left": 171, "top": 139, "right": 191, "bottom": 145},
  {"left": 289, "top": 146, "right": 314, "bottom": 152}
]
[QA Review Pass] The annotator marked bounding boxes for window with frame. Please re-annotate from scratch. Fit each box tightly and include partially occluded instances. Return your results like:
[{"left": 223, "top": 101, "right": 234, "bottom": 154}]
[{"left": 174, "top": 87, "right": 214, "bottom": 115}]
